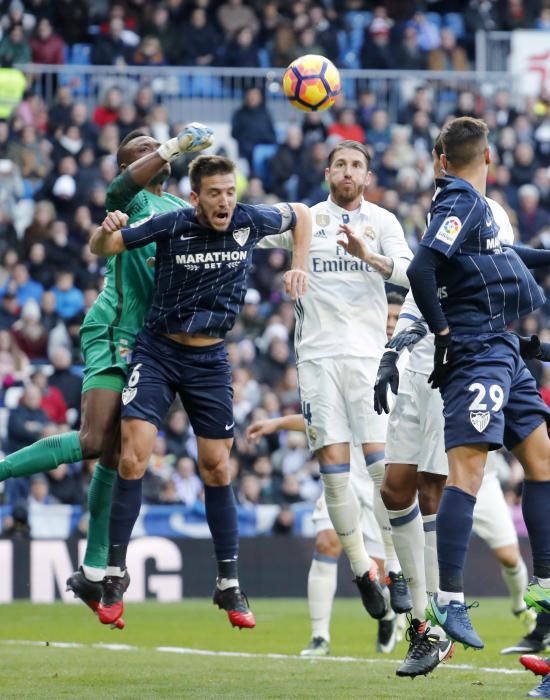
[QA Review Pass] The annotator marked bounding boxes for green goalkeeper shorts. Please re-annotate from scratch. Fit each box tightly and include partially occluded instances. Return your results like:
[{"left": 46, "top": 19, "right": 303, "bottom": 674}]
[{"left": 80, "top": 322, "right": 134, "bottom": 394}]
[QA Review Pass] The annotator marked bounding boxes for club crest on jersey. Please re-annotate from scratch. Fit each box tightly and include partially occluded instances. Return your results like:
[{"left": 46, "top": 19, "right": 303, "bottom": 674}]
[
  {"left": 232, "top": 227, "right": 250, "bottom": 246},
  {"left": 307, "top": 426, "right": 318, "bottom": 444},
  {"left": 316, "top": 213, "right": 330, "bottom": 227},
  {"left": 363, "top": 225, "right": 376, "bottom": 240},
  {"left": 470, "top": 411, "right": 490, "bottom": 433},
  {"left": 435, "top": 216, "right": 462, "bottom": 245},
  {"left": 122, "top": 386, "right": 137, "bottom": 405}
]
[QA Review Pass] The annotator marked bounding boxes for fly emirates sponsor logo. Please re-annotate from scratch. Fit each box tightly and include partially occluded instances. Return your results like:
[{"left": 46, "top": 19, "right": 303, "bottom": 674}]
[
  {"left": 175, "top": 249, "right": 248, "bottom": 270},
  {"left": 311, "top": 244, "right": 371, "bottom": 273}
]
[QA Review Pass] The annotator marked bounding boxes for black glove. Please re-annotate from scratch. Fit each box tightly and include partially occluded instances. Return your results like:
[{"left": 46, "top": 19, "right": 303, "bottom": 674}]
[
  {"left": 514, "top": 333, "right": 550, "bottom": 361},
  {"left": 386, "top": 320, "right": 428, "bottom": 353},
  {"left": 374, "top": 351, "right": 399, "bottom": 415},
  {"left": 428, "top": 333, "right": 452, "bottom": 389}
]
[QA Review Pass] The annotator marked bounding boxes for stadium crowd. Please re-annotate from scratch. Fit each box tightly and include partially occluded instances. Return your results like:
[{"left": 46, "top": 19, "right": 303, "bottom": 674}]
[{"left": 0, "top": 0, "right": 549, "bottom": 536}]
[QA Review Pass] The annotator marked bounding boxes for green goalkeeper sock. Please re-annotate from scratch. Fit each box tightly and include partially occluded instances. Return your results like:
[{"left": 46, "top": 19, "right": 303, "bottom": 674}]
[
  {"left": 0, "top": 431, "right": 82, "bottom": 480},
  {"left": 83, "top": 463, "right": 116, "bottom": 571}
]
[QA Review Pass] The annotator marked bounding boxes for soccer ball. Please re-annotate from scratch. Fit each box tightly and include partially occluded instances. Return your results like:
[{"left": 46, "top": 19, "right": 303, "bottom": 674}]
[{"left": 282, "top": 54, "right": 341, "bottom": 112}]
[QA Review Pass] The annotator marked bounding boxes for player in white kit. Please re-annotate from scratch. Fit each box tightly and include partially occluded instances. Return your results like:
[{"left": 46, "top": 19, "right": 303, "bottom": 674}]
[
  {"left": 256, "top": 140, "right": 413, "bottom": 625},
  {"left": 245, "top": 296, "right": 407, "bottom": 656},
  {"left": 375, "top": 137, "right": 538, "bottom": 678}
]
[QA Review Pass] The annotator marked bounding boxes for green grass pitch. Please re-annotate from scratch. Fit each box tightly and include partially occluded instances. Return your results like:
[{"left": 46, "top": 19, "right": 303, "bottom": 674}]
[{"left": 0, "top": 597, "right": 543, "bottom": 699}]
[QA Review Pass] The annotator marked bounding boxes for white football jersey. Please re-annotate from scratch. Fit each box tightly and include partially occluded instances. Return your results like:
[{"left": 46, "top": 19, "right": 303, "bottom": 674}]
[
  {"left": 258, "top": 197, "right": 413, "bottom": 363},
  {"left": 398, "top": 196, "right": 516, "bottom": 376}
]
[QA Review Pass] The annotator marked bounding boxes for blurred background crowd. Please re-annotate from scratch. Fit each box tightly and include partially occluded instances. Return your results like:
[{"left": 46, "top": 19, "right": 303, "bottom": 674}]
[{"left": 0, "top": 0, "right": 549, "bottom": 537}]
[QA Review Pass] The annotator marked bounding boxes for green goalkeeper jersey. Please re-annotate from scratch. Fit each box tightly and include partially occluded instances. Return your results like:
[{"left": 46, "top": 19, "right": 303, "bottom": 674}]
[{"left": 80, "top": 173, "right": 190, "bottom": 375}]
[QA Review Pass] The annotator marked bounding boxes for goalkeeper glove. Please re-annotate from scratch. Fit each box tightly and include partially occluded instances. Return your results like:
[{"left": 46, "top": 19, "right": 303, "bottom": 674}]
[
  {"left": 386, "top": 320, "right": 428, "bottom": 353},
  {"left": 514, "top": 333, "right": 550, "bottom": 362},
  {"left": 373, "top": 350, "right": 399, "bottom": 415},
  {"left": 157, "top": 122, "right": 214, "bottom": 162},
  {"left": 428, "top": 333, "right": 452, "bottom": 389}
]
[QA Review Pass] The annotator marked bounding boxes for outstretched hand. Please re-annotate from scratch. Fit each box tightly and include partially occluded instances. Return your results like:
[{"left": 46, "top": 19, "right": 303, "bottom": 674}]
[{"left": 336, "top": 223, "right": 369, "bottom": 262}]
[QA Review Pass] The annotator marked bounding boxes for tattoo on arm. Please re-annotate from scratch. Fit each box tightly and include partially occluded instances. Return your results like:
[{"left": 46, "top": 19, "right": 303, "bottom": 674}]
[{"left": 367, "top": 253, "right": 394, "bottom": 279}]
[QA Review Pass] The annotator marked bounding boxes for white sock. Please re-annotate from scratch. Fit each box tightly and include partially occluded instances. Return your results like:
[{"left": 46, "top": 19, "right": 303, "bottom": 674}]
[
  {"left": 82, "top": 564, "right": 105, "bottom": 582},
  {"left": 217, "top": 577, "right": 239, "bottom": 591},
  {"left": 105, "top": 566, "right": 125, "bottom": 578},
  {"left": 536, "top": 576, "right": 550, "bottom": 588},
  {"left": 321, "top": 466, "right": 372, "bottom": 577},
  {"left": 388, "top": 501, "right": 427, "bottom": 620},
  {"left": 428, "top": 623, "right": 447, "bottom": 640},
  {"left": 438, "top": 589, "right": 464, "bottom": 605},
  {"left": 422, "top": 514, "right": 439, "bottom": 600},
  {"left": 308, "top": 555, "right": 338, "bottom": 641},
  {"left": 501, "top": 558, "right": 528, "bottom": 612},
  {"left": 366, "top": 458, "right": 400, "bottom": 573}
]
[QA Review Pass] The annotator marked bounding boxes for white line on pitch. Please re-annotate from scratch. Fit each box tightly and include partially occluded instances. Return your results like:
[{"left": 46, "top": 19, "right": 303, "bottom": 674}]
[{"left": 1, "top": 640, "right": 524, "bottom": 675}]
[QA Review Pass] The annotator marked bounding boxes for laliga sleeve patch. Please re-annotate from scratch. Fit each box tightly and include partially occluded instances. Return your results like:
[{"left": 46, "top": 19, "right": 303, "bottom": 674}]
[{"left": 434, "top": 216, "right": 462, "bottom": 245}]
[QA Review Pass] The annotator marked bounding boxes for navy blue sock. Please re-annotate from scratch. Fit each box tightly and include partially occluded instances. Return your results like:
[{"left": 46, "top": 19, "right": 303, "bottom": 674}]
[
  {"left": 436, "top": 485, "right": 476, "bottom": 593},
  {"left": 109, "top": 475, "right": 143, "bottom": 548},
  {"left": 522, "top": 480, "right": 550, "bottom": 579},
  {"left": 204, "top": 484, "right": 239, "bottom": 574}
]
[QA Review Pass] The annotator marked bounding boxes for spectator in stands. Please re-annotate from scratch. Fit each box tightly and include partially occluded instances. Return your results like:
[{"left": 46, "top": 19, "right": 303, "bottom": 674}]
[
  {"left": 0, "top": 292, "right": 18, "bottom": 331},
  {"left": 0, "top": 24, "right": 32, "bottom": 65},
  {"left": 91, "top": 17, "right": 131, "bottom": 66},
  {"left": 46, "top": 461, "right": 84, "bottom": 504},
  {"left": 172, "top": 456, "right": 203, "bottom": 506},
  {"left": 133, "top": 85, "right": 154, "bottom": 122},
  {"left": 301, "top": 111, "right": 328, "bottom": 145},
  {"left": 217, "top": 0, "right": 260, "bottom": 41},
  {"left": 92, "top": 87, "right": 123, "bottom": 128},
  {"left": 28, "top": 243, "right": 54, "bottom": 289},
  {"left": 365, "top": 108, "right": 391, "bottom": 159},
  {"left": 0, "top": 329, "right": 29, "bottom": 384},
  {"left": 360, "top": 16, "right": 395, "bottom": 70},
  {"left": 511, "top": 141, "right": 539, "bottom": 188},
  {"left": 51, "top": 270, "right": 84, "bottom": 320},
  {"left": 179, "top": 7, "right": 220, "bottom": 66},
  {"left": 47, "top": 346, "right": 82, "bottom": 417},
  {"left": 309, "top": 5, "right": 339, "bottom": 64},
  {"left": 30, "top": 18, "right": 65, "bottom": 65},
  {"left": 394, "top": 23, "right": 427, "bottom": 71},
  {"left": 231, "top": 87, "right": 276, "bottom": 170},
  {"left": 427, "top": 27, "right": 469, "bottom": 71},
  {"left": 224, "top": 26, "right": 261, "bottom": 68},
  {"left": 327, "top": 106, "right": 365, "bottom": 143},
  {"left": 269, "top": 124, "right": 304, "bottom": 200},
  {"left": 30, "top": 369, "right": 67, "bottom": 425},
  {"left": 499, "top": 0, "right": 536, "bottom": 29},
  {"left": 52, "top": 0, "right": 89, "bottom": 46},
  {"left": 11, "top": 299, "right": 48, "bottom": 360},
  {"left": 270, "top": 23, "right": 296, "bottom": 68},
  {"left": 292, "top": 27, "right": 325, "bottom": 62},
  {"left": 298, "top": 140, "right": 327, "bottom": 203},
  {"left": 7, "top": 383, "right": 50, "bottom": 453},
  {"left": 164, "top": 407, "right": 196, "bottom": 460},
  {"left": 22, "top": 200, "right": 56, "bottom": 256},
  {"left": 516, "top": 184, "right": 550, "bottom": 244},
  {"left": 1, "top": 264, "right": 43, "bottom": 307},
  {"left": 39, "top": 290, "right": 60, "bottom": 332},
  {"left": 0, "top": 158, "right": 23, "bottom": 220},
  {"left": 410, "top": 11, "right": 441, "bottom": 52},
  {"left": 131, "top": 36, "right": 167, "bottom": 67},
  {"left": 143, "top": 4, "right": 180, "bottom": 66},
  {"left": 28, "top": 473, "right": 59, "bottom": 505}
]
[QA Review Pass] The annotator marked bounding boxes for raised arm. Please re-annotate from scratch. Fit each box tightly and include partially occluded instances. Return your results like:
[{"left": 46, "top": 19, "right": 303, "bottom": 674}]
[
  {"left": 285, "top": 202, "right": 311, "bottom": 298},
  {"left": 89, "top": 210, "right": 129, "bottom": 257}
]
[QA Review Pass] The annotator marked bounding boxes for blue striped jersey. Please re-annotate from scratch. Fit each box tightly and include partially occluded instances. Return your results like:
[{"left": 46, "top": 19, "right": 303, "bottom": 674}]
[
  {"left": 121, "top": 202, "right": 295, "bottom": 337},
  {"left": 421, "top": 176, "right": 545, "bottom": 333}
]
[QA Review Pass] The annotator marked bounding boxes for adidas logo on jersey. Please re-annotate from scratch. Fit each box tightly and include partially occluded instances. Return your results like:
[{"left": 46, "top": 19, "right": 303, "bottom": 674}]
[{"left": 314, "top": 229, "right": 328, "bottom": 238}]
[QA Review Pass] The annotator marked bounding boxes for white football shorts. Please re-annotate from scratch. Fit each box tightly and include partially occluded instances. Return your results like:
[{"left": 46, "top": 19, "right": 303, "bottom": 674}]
[
  {"left": 385, "top": 368, "right": 447, "bottom": 475},
  {"left": 298, "top": 357, "right": 388, "bottom": 452},
  {"left": 473, "top": 452, "right": 518, "bottom": 549}
]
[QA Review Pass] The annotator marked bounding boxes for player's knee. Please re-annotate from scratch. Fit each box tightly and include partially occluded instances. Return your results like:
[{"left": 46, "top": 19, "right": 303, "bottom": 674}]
[
  {"left": 119, "top": 449, "right": 147, "bottom": 479},
  {"left": 78, "top": 426, "right": 103, "bottom": 460},
  {"left": 316, "top": 529, "right": 341, "bottom": 559},
  {"left": 199, "top": 460, "right": 230, "bottom": 486},
  {"left": 380, "top": 481, "right": 414, "bottom": 511}
]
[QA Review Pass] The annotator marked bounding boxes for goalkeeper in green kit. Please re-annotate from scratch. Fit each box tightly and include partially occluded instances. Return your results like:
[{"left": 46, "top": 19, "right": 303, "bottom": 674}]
[{"left": 0, "top": 123, "right": 214, "bottom": 627}]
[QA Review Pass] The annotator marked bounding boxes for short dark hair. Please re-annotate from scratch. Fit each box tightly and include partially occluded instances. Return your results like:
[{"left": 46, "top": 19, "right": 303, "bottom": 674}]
[
  {"left": 188, "top": 154, "right": 235, "bottom": 193},
  {"left": 441, "top": 117, "right": 489, "bottom": 170},
  {"left": 386, "top": 291, "right": 405, "bottom": 306},
  {"left": 433, "top": 132, "right": 444, "bottom": 158},
  {"left": 327, "top": 140, "right": 371, "bottom": 169},
  {"left": 116, "top": 129, "right": 149, "bottom": 166}
]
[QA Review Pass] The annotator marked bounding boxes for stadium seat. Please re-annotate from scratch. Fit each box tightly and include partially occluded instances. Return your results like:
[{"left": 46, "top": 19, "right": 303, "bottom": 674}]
[
  {"left": 251, "top": 143, "right": 278, "bottom": 187},
  {"left": 21, "top": 178, "right": 36, "bottom": 199},
  {"left": 258, "top": 48, "right": 271, "bottom": 68},
  {"left": 444, "top": 13, "right": 466, "bottom": 39}
]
